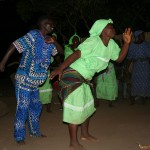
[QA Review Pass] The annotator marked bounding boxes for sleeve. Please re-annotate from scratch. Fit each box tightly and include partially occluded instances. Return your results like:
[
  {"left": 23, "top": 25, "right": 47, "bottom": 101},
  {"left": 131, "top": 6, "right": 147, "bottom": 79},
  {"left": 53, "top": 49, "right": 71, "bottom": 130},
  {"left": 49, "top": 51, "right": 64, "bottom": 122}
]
[
  {"left": 110, "top": 39, "right": 121, "bottom": 61},
  {"left": 13, "top": 30, "right": 38, "bottom": 53},
  {"left": 77, "top": 37, "right": 97, "bottom": 57}
]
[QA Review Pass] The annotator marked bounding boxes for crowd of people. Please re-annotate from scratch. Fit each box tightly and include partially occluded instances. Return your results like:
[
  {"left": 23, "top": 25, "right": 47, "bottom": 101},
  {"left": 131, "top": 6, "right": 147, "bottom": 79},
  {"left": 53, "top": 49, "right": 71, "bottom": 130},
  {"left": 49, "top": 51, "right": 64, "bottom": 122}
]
[{"left": 0, "top": 14, "right": 150, "bottom": 150}]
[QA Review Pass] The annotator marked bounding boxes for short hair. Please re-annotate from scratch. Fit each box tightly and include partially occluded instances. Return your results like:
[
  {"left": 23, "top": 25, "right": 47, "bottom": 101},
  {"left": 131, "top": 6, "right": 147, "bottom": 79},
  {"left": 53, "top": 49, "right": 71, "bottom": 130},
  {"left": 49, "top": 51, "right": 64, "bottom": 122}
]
[{"left": 37, "top": 15, "right": 51, "bottom": 26}]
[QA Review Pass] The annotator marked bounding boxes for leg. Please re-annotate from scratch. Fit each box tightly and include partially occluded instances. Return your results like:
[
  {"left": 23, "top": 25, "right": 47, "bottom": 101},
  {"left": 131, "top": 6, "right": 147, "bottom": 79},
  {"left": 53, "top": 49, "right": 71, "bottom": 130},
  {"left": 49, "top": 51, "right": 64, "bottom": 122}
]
[
  {"left": 68, "top": 124, "right": 84, "bottom": 150},
  {"left": 80, "top": 118, "right": 98, "bottom": 142},
  {"left": 58, "top": 96, "right": 63, "bottom": 110},
  {"left": 130, "top": 96, "right": 135, "bottom": 105},
  {"left": 108, "top": 101, "right": 113, "bottom": 107},
  {"left": 139, "top": 144, "right": 150, "bottom": 150},
  {"left": 46, "top": 103, "right": 51, "bottom": 112},
  {"left": 14, "top": 82, "right": 29, "bottom": 144},
  {"left": 141, "top": 97, "right": 146, "bottom": 105},
  {"left": 28, "top": 89, "right": 45, "bottom": 137},
  {"left": 94, "top": 98, "right": 100, "bottom": 108}
]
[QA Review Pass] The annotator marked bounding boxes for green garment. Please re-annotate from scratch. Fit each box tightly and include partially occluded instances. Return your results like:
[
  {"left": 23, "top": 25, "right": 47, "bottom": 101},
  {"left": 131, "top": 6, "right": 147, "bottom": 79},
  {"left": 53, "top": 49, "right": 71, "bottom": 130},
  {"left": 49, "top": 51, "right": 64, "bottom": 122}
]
[
  {"left": 63, "top": 19, "right": 120, "bottom": 124},
  {"left": 68, "top": 33, "right": 80, "bottom": 44},
  {"left": 64, "top": 45, "right": 74, "bottom": 60},
  {"left": 70, "top": 36, "right": 120, "bottom": 80},
  {"left": 89, "top": 19, "right": 113, "bottom": 36},
  {"left": 39, "top": 71, "right": 52, "bottom": 104},
  {"left": 96, "top": 62, "right": 118, "bottom": 100},
  {"left": 64, "top": 33, "right": 80, "bottom": 59},
  {"left": 63, "top": 83, "right": 96, "bottom": 124}
]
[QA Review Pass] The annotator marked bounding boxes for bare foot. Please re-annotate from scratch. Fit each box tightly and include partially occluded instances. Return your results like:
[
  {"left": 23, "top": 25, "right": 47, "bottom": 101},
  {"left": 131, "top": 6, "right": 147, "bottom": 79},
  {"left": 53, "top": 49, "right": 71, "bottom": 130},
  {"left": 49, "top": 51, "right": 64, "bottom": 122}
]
[
  {"left": 30, "top": 134, "right": 47, "bottom": 138},
  {"left": 139, "top": 144, "right": 150, "bottom": 150},
  {"left": 80, "top": 134, "right": 99, "bottom": 142},
  {"left": 16, "top": 140, "right": 25, "bottom": 145},
  {"left": 70, "top": 143, "right": 85, "bottom": 150},
  {"left": 40, "top": 134, "right": 47, "bottom": 138}
]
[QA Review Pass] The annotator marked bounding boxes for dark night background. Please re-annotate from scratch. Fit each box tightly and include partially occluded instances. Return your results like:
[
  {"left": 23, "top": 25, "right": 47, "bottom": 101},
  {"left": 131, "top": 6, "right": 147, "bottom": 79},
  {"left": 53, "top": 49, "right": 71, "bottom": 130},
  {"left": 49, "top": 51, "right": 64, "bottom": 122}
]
[
  {"left": 0, "top": 0, "right": 150, "bottom": 62},
  {"left": 0, "top": 0, "right": 28, "bottom": 61}
]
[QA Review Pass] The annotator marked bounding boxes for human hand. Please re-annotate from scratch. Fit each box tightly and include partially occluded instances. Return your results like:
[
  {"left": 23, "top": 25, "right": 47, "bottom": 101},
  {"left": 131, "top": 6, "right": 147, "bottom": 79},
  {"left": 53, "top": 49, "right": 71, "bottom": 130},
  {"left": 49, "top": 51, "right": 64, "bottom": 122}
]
[
  {"left": 123, "top": 28, "right": 132, "bottom": 44},
  {"left": 49, "top": 68, "right": 63, "bottom": 81},
  {"left": 45, "top": 37, "right": 54, "bottom": 44},
  {"left": 0, "top": 62, "right": 5, "bottom": 72}
]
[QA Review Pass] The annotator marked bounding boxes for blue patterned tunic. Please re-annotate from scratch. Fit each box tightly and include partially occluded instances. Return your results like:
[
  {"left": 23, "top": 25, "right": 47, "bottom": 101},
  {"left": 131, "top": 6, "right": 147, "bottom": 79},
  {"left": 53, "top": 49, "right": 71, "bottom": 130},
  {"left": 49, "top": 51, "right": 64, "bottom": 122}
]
[
  {"left": 14, "top": 29, "right": 56, "bottom": 86},
  {"left": 13, "top": 29, "right": 56, "bottom": 142},
  {"left": 127, "top": 41, "right": 150, "bottom": 97}
]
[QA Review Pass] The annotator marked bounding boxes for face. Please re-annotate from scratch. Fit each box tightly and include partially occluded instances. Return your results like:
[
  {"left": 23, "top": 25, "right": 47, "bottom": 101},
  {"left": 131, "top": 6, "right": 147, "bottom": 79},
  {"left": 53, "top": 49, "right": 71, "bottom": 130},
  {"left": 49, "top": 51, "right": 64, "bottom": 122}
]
[
  {"left": 72, "top": 36, "right": 80, "bottom": 46},
  {"left": 138, "top": 32, "right": 145, "bottom": 42},
  {"left": 102, "top": 23, "right": 116, "bottom": 38},
  {"left": 41, "top": 19, "right": 54, "bottom": 34}
]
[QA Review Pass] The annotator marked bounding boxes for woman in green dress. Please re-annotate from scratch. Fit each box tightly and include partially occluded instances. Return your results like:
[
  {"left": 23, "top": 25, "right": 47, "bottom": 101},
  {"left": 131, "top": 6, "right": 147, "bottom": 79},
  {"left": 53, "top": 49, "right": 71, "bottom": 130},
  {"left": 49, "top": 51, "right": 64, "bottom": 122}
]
[
  {"left": 64, "top": 33, "right": 80, "bottom": 60},
  {"left": 50, "top": 19, "right": 132, "bottom": 150},
  {"left": 96, "top": 61, "right": 118, "bottom": 107}
]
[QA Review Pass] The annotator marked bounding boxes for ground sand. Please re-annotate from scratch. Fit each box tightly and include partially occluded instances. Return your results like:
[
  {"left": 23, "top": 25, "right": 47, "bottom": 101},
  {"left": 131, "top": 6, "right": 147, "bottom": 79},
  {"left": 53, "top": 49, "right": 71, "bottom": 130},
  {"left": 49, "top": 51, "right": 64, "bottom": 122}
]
[{"left": 0, "top": 78, "right": 150, "bottom": 150}]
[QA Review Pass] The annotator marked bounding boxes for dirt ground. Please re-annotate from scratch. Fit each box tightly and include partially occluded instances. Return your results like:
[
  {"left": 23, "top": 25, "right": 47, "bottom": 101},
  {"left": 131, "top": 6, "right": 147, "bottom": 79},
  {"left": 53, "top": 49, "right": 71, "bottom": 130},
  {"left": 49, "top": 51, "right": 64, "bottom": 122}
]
[{"left": 0, "top": 78, "right": 150, "bottom": 150}]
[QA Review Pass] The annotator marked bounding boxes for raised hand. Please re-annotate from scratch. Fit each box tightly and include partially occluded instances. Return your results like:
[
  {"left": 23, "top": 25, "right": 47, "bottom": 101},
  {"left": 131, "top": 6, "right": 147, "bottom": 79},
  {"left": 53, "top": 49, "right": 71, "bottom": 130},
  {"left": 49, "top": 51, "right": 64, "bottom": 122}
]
[
  {"left": 45, "top": 37, "right": 54, "bottom": 44},
  {"left": 123, "top": 28, "right": 132, "bottom": 44}
]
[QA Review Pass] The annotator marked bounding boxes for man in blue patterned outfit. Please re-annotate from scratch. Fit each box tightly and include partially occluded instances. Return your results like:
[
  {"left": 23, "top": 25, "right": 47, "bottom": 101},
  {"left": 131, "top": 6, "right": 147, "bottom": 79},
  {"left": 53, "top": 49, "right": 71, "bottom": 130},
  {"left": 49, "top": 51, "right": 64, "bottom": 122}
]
[{"left": 0, "top": 15, "right": 63, "bottom": 144}]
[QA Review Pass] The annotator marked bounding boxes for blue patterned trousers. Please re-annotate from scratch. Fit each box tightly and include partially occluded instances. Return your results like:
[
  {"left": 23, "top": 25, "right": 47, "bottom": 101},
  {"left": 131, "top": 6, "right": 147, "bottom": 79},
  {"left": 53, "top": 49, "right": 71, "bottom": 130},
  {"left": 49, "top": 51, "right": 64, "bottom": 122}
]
[{"left": 14, "top": 80, "right": 42, "bottom": 142}]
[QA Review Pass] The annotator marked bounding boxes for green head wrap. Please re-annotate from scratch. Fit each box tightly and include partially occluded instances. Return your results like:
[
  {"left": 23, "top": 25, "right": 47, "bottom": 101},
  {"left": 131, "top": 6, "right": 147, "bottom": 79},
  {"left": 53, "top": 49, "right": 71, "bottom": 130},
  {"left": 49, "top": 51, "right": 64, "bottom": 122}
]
[
  {"left": 89, "top": 19, "right": 113, "bottom": 37},
  {"left": 52, "top": 33, "right": 57, "bottom": 39},
  {"left": 69, "top": 33, "right": 80, "bottom": 45}
]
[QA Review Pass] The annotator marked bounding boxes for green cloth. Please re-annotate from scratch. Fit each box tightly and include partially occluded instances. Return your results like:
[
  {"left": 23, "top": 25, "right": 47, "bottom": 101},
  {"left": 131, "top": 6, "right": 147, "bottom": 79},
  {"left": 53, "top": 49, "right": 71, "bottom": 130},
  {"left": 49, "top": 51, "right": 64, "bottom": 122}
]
[
  {"left": 64, "top": 45, "right": 74, "bottom": 60},
  {"left": 64, "top": 34, "right": 80, "bottom": 59},
  {"left": 70, "top": 36, "right": 120, "bottom": 80},
  {"left": 39, "top": 71, "right": 53, "bottom": 104},
  {"left": 52, "top": 33, "right": 57, "bottom": 39},
  {"left": 70, "top": 19, "right": 120, "bottom": 80},
  {"left": 96, "top": 62, "right": 118, "bottom": 100},
  {"left": 63, "top": 83, "right": 96, "bottom": 124},
  {"left": 69, "top": 33, "right": 80, "bottom": 45},
  {"left": 89, "top": 19, "right": 113, "bottom": 36},
  {"left": 63, "top": 19, "right": 120, "bottom": 124}
]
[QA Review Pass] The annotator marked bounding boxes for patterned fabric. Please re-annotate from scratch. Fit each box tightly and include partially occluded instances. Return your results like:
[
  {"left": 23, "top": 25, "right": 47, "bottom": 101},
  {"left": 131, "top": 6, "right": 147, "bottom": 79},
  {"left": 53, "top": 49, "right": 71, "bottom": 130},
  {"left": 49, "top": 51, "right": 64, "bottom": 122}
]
[
  {"left": 13, "top": 29, "right": 56, "bottom": 142},
  {"left": 58, "top": 67, "right": 91, "bottom": 101},
  {"left": 59, "top": 68, "right": 96, "bottom": 124},
  {"left": 127, "top": 41, "right": 150, "bottom": 97},
  {"left": 13, "top": 29, "right": 56, "bottom": 86},
  {"left": 14, "top": 81, "right": 42, "bottom": 141}
]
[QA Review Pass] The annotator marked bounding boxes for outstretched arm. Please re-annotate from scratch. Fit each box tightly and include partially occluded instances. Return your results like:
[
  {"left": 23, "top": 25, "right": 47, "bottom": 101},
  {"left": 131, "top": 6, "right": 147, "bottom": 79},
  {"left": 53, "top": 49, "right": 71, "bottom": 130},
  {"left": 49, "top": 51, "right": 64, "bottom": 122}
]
[
  {"left": 0, "top": 44, "right": 16, "bottom": 72},
  {"left": 116, "top": 28, "right": 132, "bottom": 63},
  {"left": 50, "top": 50, "right": 81, "bottom": 80}
]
